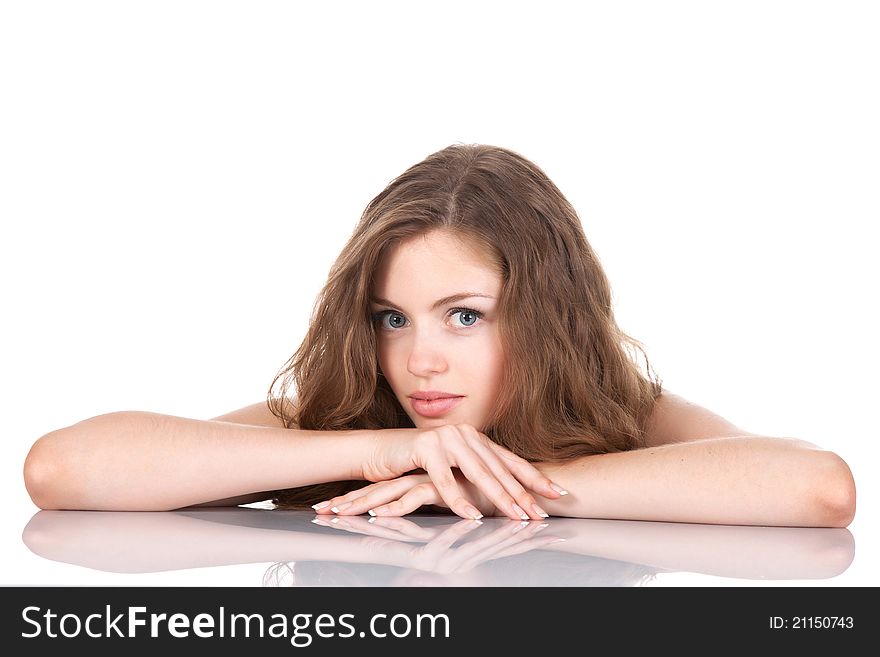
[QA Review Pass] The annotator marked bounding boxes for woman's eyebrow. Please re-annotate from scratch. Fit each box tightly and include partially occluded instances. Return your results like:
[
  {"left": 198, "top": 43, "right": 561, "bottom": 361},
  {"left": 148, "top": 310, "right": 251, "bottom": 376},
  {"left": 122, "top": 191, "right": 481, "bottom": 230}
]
[{"left": 370, "top": 292, "right": 495, "bottom": 311}]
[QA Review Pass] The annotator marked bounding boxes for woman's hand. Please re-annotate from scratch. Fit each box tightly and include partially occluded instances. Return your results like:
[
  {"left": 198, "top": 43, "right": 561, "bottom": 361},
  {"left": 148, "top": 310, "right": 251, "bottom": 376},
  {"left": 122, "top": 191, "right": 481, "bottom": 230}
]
[
  {"left": 316, "top": 472, "right": 497, "bottom": 519},
  {"left": 316, "top": 455, "right": 564, "bottom": 521},
  {"left": 351, "top": 424, "right": 565, "bottom": 520},
  {"left": 315, "top": 424, "right": 566, "bottom": 521}
]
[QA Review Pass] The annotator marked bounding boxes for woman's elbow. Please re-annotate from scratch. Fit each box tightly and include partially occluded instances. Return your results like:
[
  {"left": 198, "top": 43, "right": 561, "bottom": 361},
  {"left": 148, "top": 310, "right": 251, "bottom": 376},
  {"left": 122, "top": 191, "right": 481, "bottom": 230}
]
[
  {"left": 814, "top": 453, "right": 856, "bottom": 528},
  {"left": 23, "top": 433, "right": 69, "bottom": 510}
]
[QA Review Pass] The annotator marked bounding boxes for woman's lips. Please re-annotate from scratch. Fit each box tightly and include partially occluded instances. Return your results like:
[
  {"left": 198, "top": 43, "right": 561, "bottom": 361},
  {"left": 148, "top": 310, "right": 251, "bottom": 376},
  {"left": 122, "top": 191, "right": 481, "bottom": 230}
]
[{"left": 409, "top": 395, "right": 464, "bottom": 418}]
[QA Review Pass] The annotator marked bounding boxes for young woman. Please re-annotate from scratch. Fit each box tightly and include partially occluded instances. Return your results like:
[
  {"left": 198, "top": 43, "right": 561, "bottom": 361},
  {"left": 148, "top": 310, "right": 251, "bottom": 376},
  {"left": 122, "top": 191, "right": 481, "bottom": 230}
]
[{"left": 23, "top": 144, "right": 856, "bottom": 527}]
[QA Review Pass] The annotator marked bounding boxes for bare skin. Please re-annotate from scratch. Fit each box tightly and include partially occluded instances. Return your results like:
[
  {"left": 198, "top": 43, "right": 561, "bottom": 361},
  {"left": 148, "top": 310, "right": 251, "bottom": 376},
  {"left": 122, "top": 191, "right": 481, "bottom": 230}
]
[
  {"left": 22, "top": 230, "right": 856, "bottom": 526},
  {"left": 22, "top": 391, "right": 856, "bottom": 527}
]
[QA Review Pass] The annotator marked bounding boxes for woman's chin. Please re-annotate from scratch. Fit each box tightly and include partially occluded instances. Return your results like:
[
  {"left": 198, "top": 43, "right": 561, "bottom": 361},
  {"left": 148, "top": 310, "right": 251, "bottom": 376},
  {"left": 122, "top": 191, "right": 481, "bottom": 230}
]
[
  {"left": 411, "top": 415, "right": 487, "bottom": 432},
  {"left": 412, "top": 417, "right": 443, "bottom": 429}
]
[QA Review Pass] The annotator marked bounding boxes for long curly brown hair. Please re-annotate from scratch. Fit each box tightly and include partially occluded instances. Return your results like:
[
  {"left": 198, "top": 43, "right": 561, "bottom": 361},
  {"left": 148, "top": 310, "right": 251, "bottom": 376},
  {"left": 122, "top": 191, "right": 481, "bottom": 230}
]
[{"left": 268, "top": 143, "right": 663, "bottom": 509}]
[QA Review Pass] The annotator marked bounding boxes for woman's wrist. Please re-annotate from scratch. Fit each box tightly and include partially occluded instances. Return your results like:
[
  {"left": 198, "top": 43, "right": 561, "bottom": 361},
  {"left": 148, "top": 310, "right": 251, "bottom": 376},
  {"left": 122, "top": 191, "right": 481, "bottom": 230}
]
[
  {"left": 358, "top": 427, "right": 419, "bottom": 482},
  {"left": 294, "top": 428, "right": 379, "bottom": 483}
]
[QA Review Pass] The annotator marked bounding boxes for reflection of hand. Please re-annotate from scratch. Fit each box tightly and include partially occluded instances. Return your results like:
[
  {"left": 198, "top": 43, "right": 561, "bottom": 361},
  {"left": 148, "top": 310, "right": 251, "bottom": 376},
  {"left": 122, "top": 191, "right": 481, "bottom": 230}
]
[
  {"left": 312, "top": 513, "right": 443, "bottom": 542},
  {"left": 313, "top": 515, "right": 564, "bottom": 574},
  {"left": 318, "top": 471, "right": 499, "bottom": 518},
  {"left": 342, "top": 424, "right": 563, "bottom": 521},
  {"left": 22, "top": 509, "right": 854, "bottom": 583}
]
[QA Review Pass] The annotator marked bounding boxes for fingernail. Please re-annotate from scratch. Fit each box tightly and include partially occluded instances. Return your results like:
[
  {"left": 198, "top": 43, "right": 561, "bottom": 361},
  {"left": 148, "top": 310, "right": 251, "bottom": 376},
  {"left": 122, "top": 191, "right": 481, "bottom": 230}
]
[
  {"left": 512, "top": 503, "right": 529, "bottom": 520},
  {"left": 465, "top": 505, "right": 483, "bottom": 520},
  {"left": 531, "top": 503, "right": 549, "bottom": 518},
  {"left": 312, "top": 501, "right": 331, "bottom": 510},
  {"left": 368, "top": 509, "right": 377, "bottom": 517},
  {"left": 536, "top": 522, "right": 549, "bottom": 531},
  {"left": 368, "top": 517, "right": 376, "bottom": 524},
  {"left": 311, "top": 518, "right": 332, "bottom": 527},
  {"left": 331, "top": 502, "right": 352, "bottom": 513},
  {"left": 550, "top": 483, "right": 569, "bottom": 496}
]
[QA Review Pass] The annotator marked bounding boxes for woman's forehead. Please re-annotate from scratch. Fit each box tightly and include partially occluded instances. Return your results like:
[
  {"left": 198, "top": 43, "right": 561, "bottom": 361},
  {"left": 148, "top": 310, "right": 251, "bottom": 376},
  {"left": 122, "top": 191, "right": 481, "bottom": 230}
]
[{"left": 372, "top": 231, "right": 502, "bottom": 304}]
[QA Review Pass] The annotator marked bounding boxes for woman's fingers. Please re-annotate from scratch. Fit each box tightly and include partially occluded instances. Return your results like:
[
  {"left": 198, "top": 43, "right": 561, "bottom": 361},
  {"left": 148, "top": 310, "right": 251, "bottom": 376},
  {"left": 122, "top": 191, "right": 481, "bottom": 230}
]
[
  {"left": 315, "top": 423, "right": 569, "bottom": 522},
  {"left": 442, "top": 425, "right": 554, "bottom": 520},
  {"left": 451, "top": 454, "right": 531, "bottom": 520},
  {"left": 410, "top": 425, "right": 534, "bottom": 520},
  {"left": 460, "top": 438, "right": 550, "bottom": 520},
  {"left": 487, "top": 441, "right": 568, "bottom": 500},
  {"left": 400, "top": 426, "right": 522, "bottom": 520},
  {"left": 421, "top": 453, "right": 486, "bottom": 520},
  {"left": 314, "top": 468, "right": 481, "bottom": 522},
  {"left": 313, "top": 475, "right": 427, "bottom": 516},
  {"left": 370, "top": 480, "right": 445, "bottom": 517}
]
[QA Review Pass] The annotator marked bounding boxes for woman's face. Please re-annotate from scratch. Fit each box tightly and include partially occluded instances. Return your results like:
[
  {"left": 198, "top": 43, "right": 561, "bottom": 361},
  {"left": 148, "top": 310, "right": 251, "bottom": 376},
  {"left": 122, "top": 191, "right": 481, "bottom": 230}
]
[{"left": 371, "top": 230, "right": 505, "bottom": 431}]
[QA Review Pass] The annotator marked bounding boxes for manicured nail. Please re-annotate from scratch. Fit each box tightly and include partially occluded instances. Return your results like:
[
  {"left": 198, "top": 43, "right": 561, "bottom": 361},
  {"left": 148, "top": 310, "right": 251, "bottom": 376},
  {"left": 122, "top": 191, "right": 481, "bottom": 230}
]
[
  {"left": 368, "top": 517, "right": 376, "bottom": 523},
  {"left": 536, "top": 523, "right": 549, "bottom": 531},
  {"left": 550, "top": 483, "right": 569, "bottom": 496},
  {"left": 311, "top": 518, "right": 332, "bottom": 527},
  {"left": 464, "top": 505, "right": 483, "bottom": 520},
  {"left": 368, "top": 509, "right": 377, "bottom": 517},
  {"left": 312, "top": 501, "right": 331, "bottom": 510},
  {"left": 531, "top": 503, "right": 549, "bottom": 518},
  {"left": 512, "top": 503, "right": 529, "bottom": 520},
  {"left": 331, "top": 501, "right": 352, "bottom": 513}
]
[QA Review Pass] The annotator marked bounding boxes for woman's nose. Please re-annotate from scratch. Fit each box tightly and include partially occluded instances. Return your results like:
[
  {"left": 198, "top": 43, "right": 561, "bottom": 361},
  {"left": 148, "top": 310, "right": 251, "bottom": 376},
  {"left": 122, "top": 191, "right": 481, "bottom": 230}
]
[{"left": 406, "top": 333, "right": 448, "bottom": 377}]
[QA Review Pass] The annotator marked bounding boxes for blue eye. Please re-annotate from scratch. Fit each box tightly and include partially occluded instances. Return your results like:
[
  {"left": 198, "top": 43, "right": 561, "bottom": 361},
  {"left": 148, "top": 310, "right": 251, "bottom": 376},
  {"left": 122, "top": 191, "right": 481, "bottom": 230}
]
[
  {"left": 450, "top": 308, "right": 483, "bottom": 327},
  {"left": 371, "top": 308, "right": 484, "bottom": 330},
  {"left": 372, "top": 311, "right": 407, "bottom": 330}
]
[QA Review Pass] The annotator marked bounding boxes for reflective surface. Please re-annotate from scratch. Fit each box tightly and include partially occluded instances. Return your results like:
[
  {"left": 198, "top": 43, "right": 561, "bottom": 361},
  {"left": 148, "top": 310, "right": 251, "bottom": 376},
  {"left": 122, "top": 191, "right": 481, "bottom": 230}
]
[{"left": 21, "top": 508, "right": 855, "bottom": 587}]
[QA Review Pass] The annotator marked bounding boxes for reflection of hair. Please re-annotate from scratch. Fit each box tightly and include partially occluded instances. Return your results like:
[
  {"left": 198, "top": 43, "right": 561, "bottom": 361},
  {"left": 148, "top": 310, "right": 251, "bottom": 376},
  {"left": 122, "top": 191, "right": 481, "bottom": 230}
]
[
  {"left": 269, "top": 143, "right": 662, "bottom": 509},
  {"left": 262, "top": 552, "right": 658, "bottom": 588}
]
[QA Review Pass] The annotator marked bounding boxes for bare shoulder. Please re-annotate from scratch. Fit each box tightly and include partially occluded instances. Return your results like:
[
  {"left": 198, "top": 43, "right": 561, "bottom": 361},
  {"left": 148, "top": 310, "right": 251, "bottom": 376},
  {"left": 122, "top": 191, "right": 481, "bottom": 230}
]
[
  {"left": 643, "top": 390, "right": 761, "bottom": 447},
  {"left": 210, "top": 397, "right": 298, "bottom": 429}
]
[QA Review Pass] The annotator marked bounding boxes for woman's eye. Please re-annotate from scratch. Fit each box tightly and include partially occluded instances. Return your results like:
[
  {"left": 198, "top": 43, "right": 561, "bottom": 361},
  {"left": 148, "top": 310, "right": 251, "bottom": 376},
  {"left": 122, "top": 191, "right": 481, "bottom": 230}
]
[
  {"left": 450, "top": 309, "right": 482, "bottom": 327},
  {"left": 373, "top": 311, "right": 407, "bottom": 330}
]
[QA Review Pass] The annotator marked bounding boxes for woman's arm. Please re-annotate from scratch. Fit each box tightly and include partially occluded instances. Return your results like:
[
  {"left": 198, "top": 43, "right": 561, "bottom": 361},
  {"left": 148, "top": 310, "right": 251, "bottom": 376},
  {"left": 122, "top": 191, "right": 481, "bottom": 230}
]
[
  {"left": 23, "top": 407, "right": 559, "bottom": 518},
  {"left": 529, "top": 390, "right": 857, "bottom": 527},
  {"left": 23, "top": 410, "right": 375, "bottom": 511},
  {"left": 315, "top": 438, "right": 855, "bottom": 527},
  {"left": 536, "top": 436, "right": 856, "bottom": 527},
  {"left": 321, "top": 391, "right": 857, "bottom": 528}
]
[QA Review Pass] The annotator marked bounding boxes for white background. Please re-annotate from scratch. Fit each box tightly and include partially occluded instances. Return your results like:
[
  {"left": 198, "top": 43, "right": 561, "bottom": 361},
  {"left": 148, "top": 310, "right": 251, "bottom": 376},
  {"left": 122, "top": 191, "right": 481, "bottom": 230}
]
[{"left": 2, "top": 1, "right": 877, "bottom": 586}]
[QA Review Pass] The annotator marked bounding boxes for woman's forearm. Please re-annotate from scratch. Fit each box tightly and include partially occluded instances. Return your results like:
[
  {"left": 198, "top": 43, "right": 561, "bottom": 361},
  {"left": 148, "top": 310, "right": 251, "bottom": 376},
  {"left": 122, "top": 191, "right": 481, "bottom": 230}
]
[
  {"left": 536, "top": 437, "right": 856, "bottom": 527},
  {"left": 23, "top": 411, "right": 374, "bottom": 511}
]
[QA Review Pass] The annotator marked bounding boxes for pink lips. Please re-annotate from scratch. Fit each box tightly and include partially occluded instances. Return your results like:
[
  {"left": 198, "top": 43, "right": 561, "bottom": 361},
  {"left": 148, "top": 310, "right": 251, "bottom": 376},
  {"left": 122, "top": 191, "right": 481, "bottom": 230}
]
[{"left": 408, "top": 391, "right": 464, "bottom": 418}]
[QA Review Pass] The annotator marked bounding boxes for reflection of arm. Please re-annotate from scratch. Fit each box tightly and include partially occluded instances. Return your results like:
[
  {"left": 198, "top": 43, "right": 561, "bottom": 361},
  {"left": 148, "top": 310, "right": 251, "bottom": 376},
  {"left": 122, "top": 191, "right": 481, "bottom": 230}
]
[
  {"left": 536, "top": 437, "right": 855, "bottom": 527},
  {"left": 21, "top": 511, "right": 411, "bottom": 573},
  {"left": 540, "top": 519, "right": 854, "bottom": 580},
  {"left": 22, "top": 511, "right": 854, "bottom": 581},
  {"left": 24, "top": 411, "right": 374, "bottom": 511}
]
